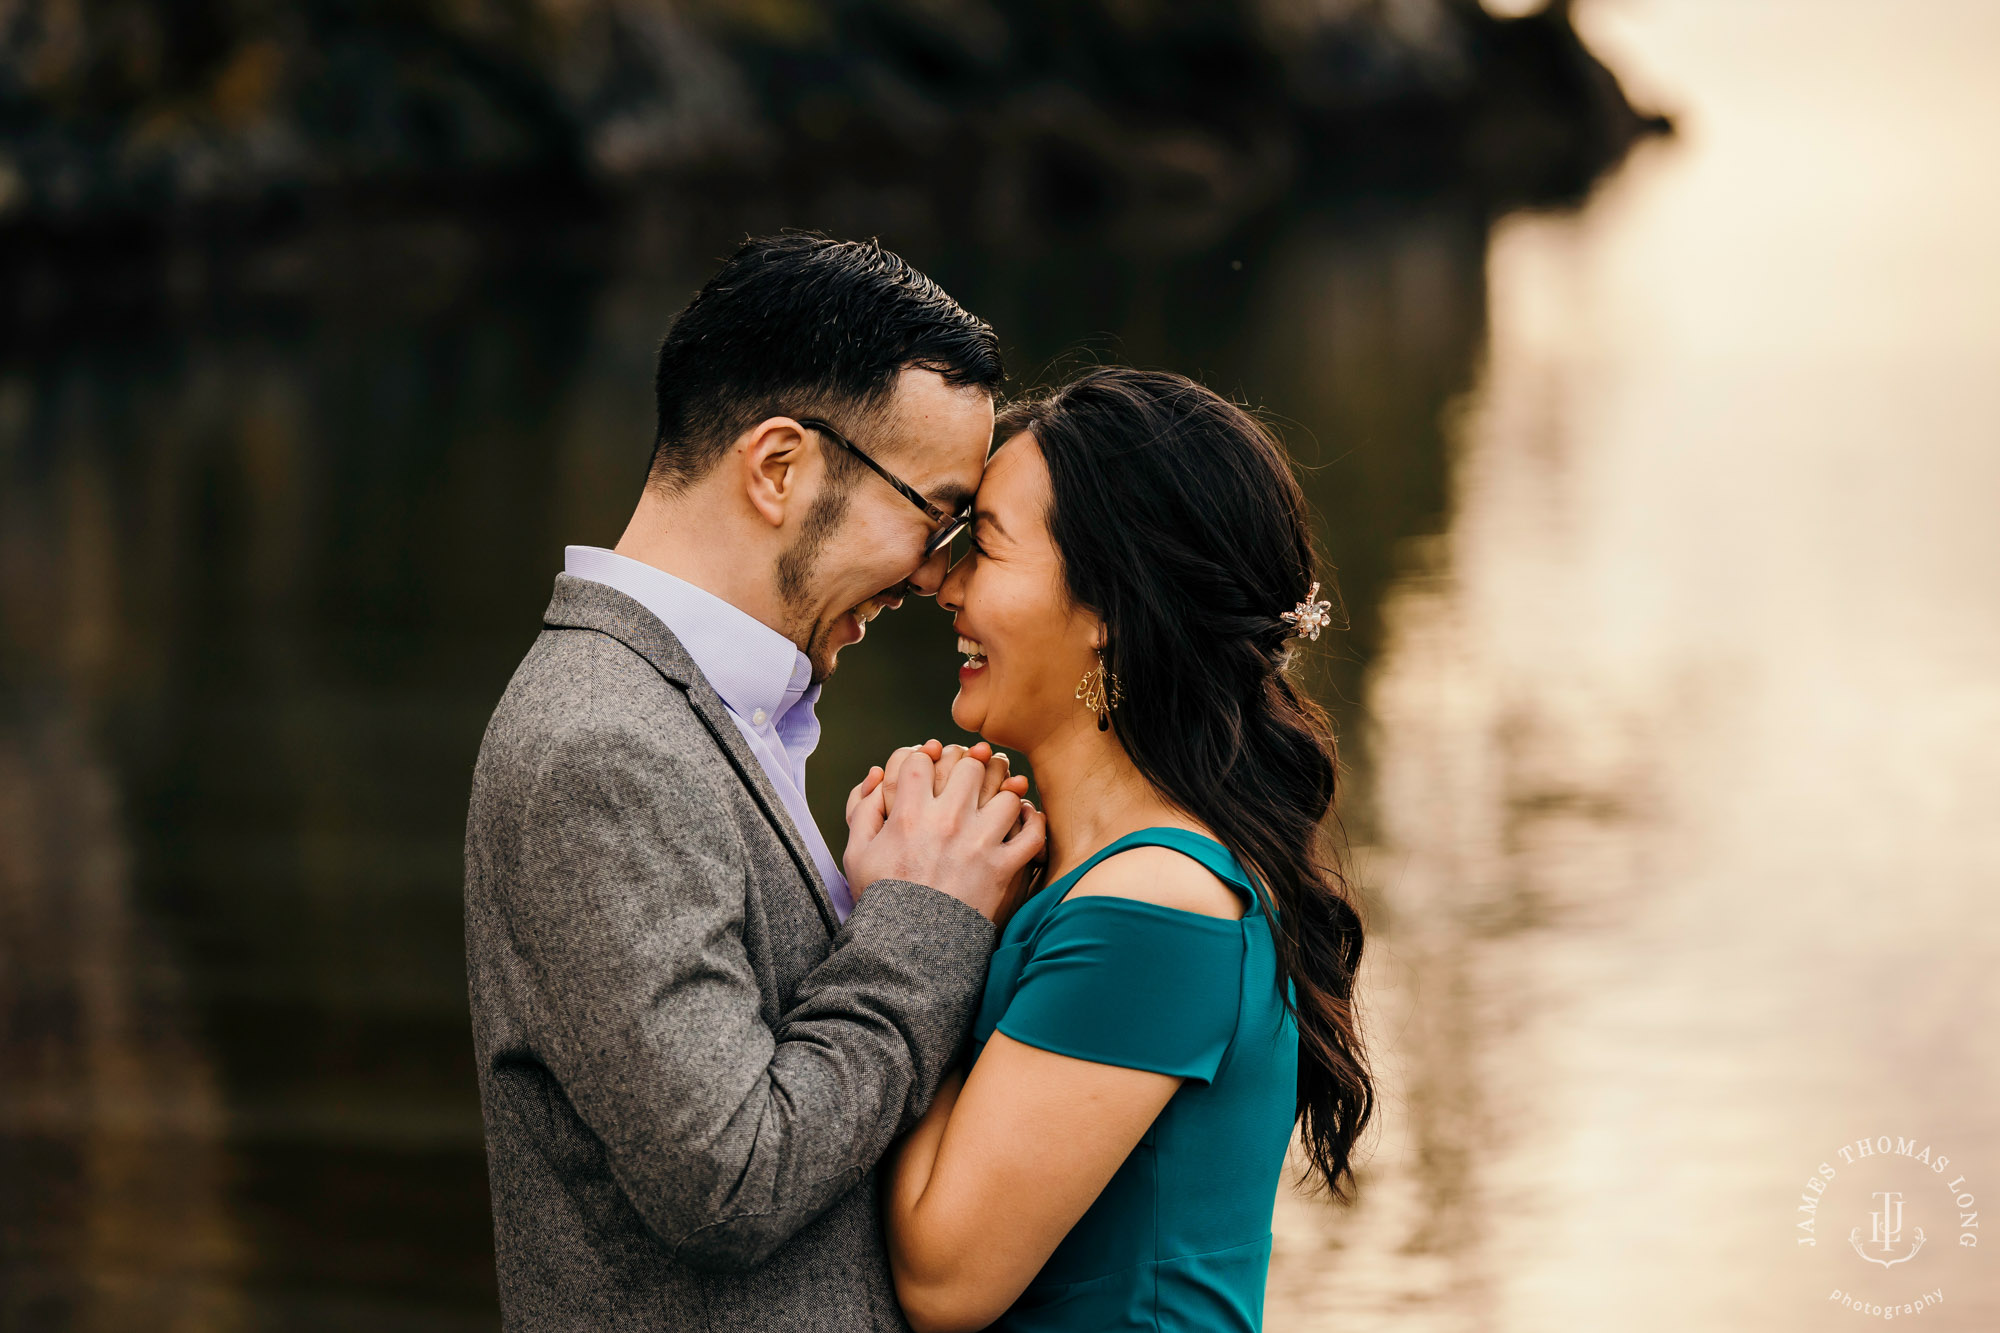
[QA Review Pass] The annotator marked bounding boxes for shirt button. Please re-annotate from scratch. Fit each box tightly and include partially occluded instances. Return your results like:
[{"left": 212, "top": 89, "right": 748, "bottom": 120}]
[{"left": 751, "top": 708, "right": 768, "bottom": 727}]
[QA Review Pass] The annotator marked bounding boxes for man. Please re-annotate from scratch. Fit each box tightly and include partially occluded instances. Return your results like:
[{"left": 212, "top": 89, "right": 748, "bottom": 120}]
[{"left": 463, "top": 235, "right": 1043, "bottom": 1331}]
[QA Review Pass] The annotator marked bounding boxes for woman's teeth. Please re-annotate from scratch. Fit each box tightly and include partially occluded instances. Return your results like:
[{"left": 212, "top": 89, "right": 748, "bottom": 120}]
[{"left": 957, "top": 635, "right": 986, "bottom": 667}]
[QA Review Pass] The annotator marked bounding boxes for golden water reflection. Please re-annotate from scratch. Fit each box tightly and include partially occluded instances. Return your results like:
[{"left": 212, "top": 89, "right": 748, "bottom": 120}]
[{"left": 1266, "top": 2, "right": 2000, "bottom": 1328}]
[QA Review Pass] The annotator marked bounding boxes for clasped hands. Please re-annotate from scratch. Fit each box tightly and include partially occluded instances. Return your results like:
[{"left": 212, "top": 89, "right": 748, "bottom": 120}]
[{"left": 842, "top": 740, "right": 1046, "bottom": 924}]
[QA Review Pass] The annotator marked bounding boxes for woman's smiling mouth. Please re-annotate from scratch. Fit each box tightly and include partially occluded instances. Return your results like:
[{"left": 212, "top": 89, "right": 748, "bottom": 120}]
[{"left": 957, "top": 634, "right": 987, "bottom": 672}]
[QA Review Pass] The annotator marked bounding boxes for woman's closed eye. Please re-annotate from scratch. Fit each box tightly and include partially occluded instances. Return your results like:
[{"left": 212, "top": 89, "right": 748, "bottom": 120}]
[{"left": 971, "top": 519, "right": 1004, "bottom": 557}]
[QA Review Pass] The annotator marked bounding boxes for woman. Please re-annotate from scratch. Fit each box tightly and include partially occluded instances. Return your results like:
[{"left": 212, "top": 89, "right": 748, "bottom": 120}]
[{"left": 844, "top": 367, "right": 1375, "bottom": 1332}]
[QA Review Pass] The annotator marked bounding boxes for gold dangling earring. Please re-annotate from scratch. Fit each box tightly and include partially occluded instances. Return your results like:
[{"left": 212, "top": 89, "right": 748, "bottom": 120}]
[{"left": 1075, "top": 645, "right": 1123, "bottom": 732}]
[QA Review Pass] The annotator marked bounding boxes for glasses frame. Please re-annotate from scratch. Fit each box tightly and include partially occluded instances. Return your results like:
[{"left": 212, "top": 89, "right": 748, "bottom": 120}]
[{"left": 794, "top": 416, "right": 972, "bottom": 557}]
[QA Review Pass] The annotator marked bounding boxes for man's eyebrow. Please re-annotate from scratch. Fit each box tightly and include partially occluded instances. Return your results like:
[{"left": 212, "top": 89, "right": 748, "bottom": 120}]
[{"left": 933, "top": 483, "right": 976, "bottom": 513}]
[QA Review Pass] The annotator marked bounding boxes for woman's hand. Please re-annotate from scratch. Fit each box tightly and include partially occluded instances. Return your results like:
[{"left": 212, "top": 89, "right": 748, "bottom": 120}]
[
  {"left": 886, "top": 740, "right": 1026, "bottom": 815},
  {"left": 846, "top": 740, "right": 1029, "bottom": 820}
]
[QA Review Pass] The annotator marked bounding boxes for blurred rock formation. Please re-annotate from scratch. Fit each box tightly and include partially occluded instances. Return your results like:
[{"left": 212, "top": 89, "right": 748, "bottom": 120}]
[{"left": 0, "top": 0, "right": 1667, "bottom": 243}]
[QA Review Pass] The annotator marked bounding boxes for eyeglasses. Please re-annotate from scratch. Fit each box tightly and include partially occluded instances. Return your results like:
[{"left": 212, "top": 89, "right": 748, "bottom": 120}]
[{"left": 794, "top": 416, "right": 972, "bottom": 558}]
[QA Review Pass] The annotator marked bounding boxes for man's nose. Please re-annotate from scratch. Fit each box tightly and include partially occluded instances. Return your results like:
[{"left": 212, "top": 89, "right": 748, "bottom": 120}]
[{"left": 906, "top": 544, "right": 951, "bottom": 598}]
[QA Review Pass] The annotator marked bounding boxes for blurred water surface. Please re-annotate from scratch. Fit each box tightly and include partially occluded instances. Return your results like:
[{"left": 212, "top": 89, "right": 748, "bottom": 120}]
[
  {"left": 1266, "top": 4, "right": 2000, "bottom": 1330},
  {"left": 0, "top": 196, "right": 1473, "bottom": 1330},
  {"left": 2, "top": 2, "right": 1996, "bottom": 1330}
]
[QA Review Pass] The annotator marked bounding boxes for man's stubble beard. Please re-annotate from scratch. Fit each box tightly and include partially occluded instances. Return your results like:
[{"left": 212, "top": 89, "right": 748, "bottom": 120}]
[{"left": 775, "top": 479, "right": 853, "bottom": 685}]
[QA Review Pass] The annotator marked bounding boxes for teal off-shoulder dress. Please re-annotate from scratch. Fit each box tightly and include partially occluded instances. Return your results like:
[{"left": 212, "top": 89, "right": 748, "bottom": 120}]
[{"left": 969, "top": 827, "right": 1299, "bottom": 1333}]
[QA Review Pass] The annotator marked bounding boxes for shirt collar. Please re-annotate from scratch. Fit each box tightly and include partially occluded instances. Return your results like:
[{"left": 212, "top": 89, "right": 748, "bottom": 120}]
[{"left": 563, "top": 546, "right": 816, "bottom": 732}]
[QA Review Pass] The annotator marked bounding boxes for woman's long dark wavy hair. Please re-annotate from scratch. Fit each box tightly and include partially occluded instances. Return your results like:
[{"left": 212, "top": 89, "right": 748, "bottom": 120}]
[{"left": 996, "top": 366, "right": 1374, "bottom": 1201}]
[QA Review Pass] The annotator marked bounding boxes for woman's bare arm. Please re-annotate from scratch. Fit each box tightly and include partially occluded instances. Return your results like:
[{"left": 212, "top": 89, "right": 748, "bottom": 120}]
[
  {"left": 885, "top": 1035, "right": 1180, "bottom": 1333},
  {"left": 882, "top": 848, "right": 1244, "bottom": 1332}
]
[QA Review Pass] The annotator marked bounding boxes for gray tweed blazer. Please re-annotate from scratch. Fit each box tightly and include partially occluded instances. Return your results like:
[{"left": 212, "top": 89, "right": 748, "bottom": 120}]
[{"left": 464, "top": 574, "right": 996, "bottom": 1332}]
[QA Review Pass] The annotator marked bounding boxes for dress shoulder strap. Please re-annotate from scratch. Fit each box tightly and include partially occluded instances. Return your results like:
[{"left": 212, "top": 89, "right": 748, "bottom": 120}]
[{"left": 1049, "top": 827, "right": 1261, "bottom": 914}]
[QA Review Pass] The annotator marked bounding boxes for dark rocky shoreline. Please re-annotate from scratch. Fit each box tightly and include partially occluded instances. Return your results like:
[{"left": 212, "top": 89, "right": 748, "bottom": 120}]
[{"left": 0, "top": 0, "right": 1666, "bottom": 249}]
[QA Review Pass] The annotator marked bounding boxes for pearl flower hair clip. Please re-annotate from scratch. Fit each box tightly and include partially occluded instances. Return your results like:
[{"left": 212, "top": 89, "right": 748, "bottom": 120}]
[{"left": 1280, "top": 581, "right": 1334, "bottom": 641}]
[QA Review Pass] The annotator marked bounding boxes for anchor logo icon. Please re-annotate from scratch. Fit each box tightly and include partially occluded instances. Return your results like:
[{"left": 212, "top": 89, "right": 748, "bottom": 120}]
[{"left": 1849, "top": 1191, "right": 1927, "bottom": 1268}]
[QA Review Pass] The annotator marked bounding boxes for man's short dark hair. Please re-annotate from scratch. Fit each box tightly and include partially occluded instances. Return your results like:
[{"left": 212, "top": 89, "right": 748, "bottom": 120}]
[{"left": 648, "top": 234, "right": 1003, "bottom": 490}]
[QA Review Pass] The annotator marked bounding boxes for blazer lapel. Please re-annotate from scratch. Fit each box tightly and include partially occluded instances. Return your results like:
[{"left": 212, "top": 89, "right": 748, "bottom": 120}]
[{"left": 542, "top": 573, "right": 841, "bottom": 938}]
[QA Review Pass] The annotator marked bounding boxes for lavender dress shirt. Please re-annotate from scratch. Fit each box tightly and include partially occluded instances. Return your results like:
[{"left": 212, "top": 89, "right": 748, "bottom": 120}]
[{"left": 563, "top": 546, "right": 855, "bottom": 920}]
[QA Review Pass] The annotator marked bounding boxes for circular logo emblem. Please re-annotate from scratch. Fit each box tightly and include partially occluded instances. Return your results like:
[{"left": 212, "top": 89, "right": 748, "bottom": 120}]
[{"left": 1795, "top": 1134, "right": 1982, "bottom": 1319}]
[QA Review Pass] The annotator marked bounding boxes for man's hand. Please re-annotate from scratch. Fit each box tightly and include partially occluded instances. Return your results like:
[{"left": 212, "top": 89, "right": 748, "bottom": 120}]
[{"left": 843, "top": 743, "right": 1045, "bottom": 923}]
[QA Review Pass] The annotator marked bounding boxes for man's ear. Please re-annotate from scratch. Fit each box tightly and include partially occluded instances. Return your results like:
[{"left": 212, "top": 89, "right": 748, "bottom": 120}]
[{"left": 739, "top": 417, "right": 816, "bottom": 529}]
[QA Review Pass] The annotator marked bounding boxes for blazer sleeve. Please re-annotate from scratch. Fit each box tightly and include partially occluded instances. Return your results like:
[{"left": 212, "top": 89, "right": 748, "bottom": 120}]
[{"left": 493, "top": 719, "right": 996, "bottom": 1272}]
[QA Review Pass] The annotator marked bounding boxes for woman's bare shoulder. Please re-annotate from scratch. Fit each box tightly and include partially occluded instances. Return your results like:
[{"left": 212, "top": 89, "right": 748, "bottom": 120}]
[{"left": 1061, "top": 843, "right": 1247, "bottom": 921}]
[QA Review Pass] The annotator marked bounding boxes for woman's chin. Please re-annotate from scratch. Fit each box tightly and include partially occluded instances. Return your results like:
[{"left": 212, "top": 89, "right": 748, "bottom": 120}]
[{"left": 948, "top": 691, "right": 981, "bottom": 737}]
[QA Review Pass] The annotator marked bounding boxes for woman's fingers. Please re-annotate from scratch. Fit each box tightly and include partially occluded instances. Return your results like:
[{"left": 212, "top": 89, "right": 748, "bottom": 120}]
[
  {"left": 993, "top": 803, "right": 1043, "bottom": 927},
  {"left": 883, "top": 740, "right": 1021, "bottom": 810},
  {"left": 978, "top": 752, "right": 1009, "bottom": 805},
  {"left": 934, "top": 743, "right": 971, "bottom": 794},
  {"left": 981, "top": 752, "right": 1024, "bottom": 807},
  {"left": 998, "top": 802, "right": 1048, "bottom": 873}
]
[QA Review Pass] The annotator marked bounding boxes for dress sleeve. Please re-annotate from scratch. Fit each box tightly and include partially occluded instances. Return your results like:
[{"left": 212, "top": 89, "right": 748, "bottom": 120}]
[{"left": 993, "top": 897, "right": 1246, "bottom": 1083}]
